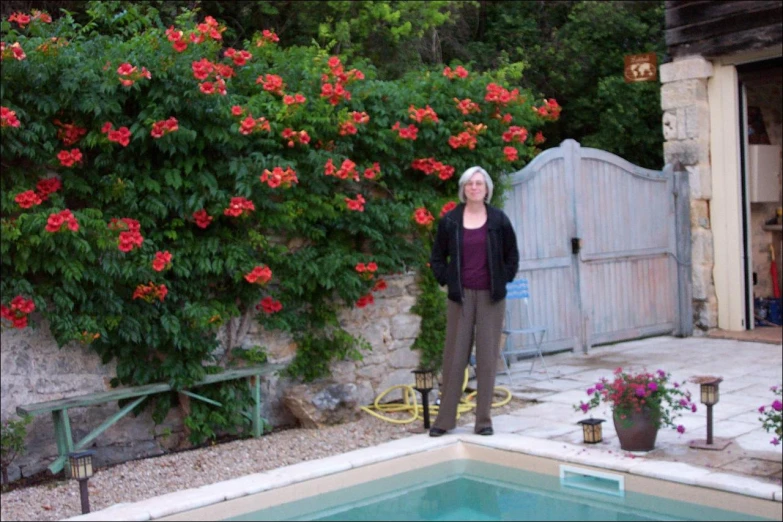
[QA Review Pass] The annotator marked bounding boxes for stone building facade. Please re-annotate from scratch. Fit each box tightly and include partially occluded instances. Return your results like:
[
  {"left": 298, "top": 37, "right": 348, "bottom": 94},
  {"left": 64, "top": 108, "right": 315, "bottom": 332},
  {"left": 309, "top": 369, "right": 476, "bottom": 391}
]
[
  {"left": 0, "top": 273, "right": 423, "bottom": 482},
  {"left": 661, "top": 0, "right": 782, "bottom": 332}
]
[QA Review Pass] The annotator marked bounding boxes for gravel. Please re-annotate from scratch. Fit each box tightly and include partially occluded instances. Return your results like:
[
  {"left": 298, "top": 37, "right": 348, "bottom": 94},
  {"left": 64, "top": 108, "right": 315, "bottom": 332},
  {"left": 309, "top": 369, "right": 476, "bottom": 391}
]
[{"left": 0, "top": 399, "right": 527, "bottom": 521}]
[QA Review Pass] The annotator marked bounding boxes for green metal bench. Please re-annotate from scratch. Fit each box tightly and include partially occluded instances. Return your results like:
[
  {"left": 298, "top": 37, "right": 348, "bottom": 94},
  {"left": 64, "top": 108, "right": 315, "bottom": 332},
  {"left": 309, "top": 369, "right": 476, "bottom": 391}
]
[{"left": 16, "top": 364, "right": 284, "bottom": 475}]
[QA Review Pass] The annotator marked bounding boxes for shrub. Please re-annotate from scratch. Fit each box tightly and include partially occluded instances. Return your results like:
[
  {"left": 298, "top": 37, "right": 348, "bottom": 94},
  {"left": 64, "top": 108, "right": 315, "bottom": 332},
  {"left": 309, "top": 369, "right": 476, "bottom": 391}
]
[
  {"left": 1, "top": 415, "right": 31, "bottom": 486},
  {"left": 1, "top": 6, "right": 555, "bottom": 441}
]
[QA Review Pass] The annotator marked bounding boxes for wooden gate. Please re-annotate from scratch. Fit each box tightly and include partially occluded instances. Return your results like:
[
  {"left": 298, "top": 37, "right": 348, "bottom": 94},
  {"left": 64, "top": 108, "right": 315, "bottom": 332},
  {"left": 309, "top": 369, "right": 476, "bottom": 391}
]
[{"left": 502, "top": 140, "right": 692, "bottom": 354}]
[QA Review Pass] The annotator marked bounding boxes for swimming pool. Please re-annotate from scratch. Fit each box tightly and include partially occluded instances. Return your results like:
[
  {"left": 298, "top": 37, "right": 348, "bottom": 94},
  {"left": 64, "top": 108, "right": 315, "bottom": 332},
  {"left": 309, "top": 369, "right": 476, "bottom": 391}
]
[
  {"left": 225, "top": 459, "right": 771, "bottom": 521},
  {"left": 154, "top": 438, "right": 780, "bottom": 522}
]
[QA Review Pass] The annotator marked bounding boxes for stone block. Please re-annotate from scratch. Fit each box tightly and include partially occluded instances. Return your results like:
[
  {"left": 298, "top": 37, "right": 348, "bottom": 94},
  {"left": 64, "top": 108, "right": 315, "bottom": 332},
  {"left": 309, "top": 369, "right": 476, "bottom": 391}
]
[
  {"left": 345, "top": 317, "right": 391, "bottom": 347},
  {"left": 355, "top": 381, "right": 376, "bottom": 407},
  {"left": 686, "top": 164, "right": 712, "bottom": 200},
  {"left": 662, "top": 111, "right": 677, "bottom": 140},
  {"left": 693, "top": 296, "right": 718, "bottom": 331},
  {"left": 356, "top": 363, "right": 384, "bottom": 381},
  {"left": 691, "top": 264, "right": 713, "bottom": 300},
  {"left": 664, "top": 138, "right": 708, "bottom": 166},
  {"left": 661, "top": 79, "right": 708, "bottom": 111},
  {"left": 690, "top": 199, "right": 710, "bottom": 229},
  {"left": 377, "top": 369, "right": 418, "bottom": 403},
  {"left": 388, "top": 338, "right": 415, "bottom": 352},
  {"left": 684, "top": 103, "right": 710, "bottom": 140},
  {"left": 330, "top": 360, "right": 357, "bottom": 383},
  {"left": 660, "top": 57, "right": 713, "bottom": 84},
  {"left": 283, "top": 381, "right": 362, "bottom": 429},
  {"left": 389, "top": 347, "right": 420, "bottom": 369},
  {"left": 390, "top": 313, "right": 422, "bottom": 340},
  {"left": 691, "top": 228, "right": 714, "bottom": 266}
]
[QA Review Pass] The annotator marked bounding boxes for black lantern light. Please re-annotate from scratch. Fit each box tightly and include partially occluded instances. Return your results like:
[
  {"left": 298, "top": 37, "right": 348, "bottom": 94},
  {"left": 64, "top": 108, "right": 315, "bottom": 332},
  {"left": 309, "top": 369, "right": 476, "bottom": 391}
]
[
  {"left": 68, "top": 450, "right": 95, "bottom": 514},
  {"left": 412, "top": 368, "right": 435, "bottom": 430},
  {"left": 699, "top": 376, "right": 722, "bottom": 445},
  {"left": 689, "top": 375, "right": 730, "bottom": 450},
  {"left": 577, "top": 418, "right": 605, "bottom": 444}
]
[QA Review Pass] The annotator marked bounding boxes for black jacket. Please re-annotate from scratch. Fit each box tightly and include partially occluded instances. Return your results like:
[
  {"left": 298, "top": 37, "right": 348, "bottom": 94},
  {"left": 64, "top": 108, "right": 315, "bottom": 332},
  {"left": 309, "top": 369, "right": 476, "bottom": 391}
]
[{"left": 430, "top": 203, "right": 519, "bottom": 303}]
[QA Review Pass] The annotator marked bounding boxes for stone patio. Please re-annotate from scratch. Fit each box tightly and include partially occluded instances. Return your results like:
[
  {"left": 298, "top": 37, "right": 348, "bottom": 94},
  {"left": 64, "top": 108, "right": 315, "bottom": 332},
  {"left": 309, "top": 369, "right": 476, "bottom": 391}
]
[{"left": 485, "top": 335, "right": 783, "bottom": 485}]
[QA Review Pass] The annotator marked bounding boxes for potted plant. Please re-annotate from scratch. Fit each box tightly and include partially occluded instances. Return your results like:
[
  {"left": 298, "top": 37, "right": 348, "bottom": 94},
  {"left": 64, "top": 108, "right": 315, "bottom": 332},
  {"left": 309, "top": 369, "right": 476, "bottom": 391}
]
[
  {"left": 573, "top": 367, "right": 698, "bottom": 451},
  {"left": 758, "top": 385, "right": 782, "bottom": 446}
]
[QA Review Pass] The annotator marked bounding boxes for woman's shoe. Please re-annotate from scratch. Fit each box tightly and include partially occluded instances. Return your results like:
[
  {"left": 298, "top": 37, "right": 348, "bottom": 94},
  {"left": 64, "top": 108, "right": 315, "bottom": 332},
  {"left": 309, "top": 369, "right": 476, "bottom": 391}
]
[
  {"left": 429, "top": 427, "right": 447, "bottom": 437},
  {"left": 476, "top": 427, "right": 494, "bottom": 436}
]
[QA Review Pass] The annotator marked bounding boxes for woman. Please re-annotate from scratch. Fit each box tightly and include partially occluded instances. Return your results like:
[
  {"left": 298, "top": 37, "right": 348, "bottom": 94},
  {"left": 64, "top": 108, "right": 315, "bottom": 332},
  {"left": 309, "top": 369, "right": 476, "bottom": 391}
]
[{"left": 428, "top": 166, "right": 519, "bottom": 436}]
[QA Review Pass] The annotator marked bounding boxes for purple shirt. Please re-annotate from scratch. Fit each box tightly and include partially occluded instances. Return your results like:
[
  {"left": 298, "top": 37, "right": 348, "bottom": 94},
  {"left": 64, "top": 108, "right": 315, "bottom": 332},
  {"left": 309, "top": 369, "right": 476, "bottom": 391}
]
[{"left": 461, "top": 223, "right": 490, "bottom": 290}]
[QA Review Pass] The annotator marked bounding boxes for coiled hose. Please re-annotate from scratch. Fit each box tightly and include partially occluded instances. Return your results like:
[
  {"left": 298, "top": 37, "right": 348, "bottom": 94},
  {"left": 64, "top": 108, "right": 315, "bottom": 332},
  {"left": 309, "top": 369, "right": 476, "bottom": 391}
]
[{"left": 360, "top": 367, "right": 513, "bottom": 424}]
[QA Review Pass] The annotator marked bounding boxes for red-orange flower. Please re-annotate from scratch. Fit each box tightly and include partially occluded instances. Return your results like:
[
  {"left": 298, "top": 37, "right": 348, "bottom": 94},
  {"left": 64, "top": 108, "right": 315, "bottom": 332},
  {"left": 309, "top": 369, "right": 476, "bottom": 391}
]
[
  {"left": 408, "top": 105, "right": 439, "bottom": 123},
  {"left": 256, "top": 30, "right": 280, "bottom": 46},
  {"left": 224, "top": 197, "right": 255, "bottom": 217},
  {"left": 363, "top": 163, "right": 381, "bottom": 180},
  {"left": 133, "top": 282, "right": 168, "bottom": 302},
  {"left": 45, "top": 209, "right": 79, "bottom": 233},
  {"left": 1, "top": 106, "right": 21, "bottom": 128},
  {"left": 118, "top": 230, "right": 144, "bottom": 252},
  {"left": 391, "top": 122, "right": 418, "bottom": 140},
  {"left": 193, "top": 209, "right": 213, "bottom": 229},
  {"left": 502, "top": 126, "right": 528, "bottom": 144},
  {"left": 261, "top": 167, "right": 298, "bottom": 188},
  {"left": 356, "top": 293, "right": 375, "bottom": 308},
  {"left": 245, "top": 265, "right": 272, "bottom": 285},
  {"left": 440, "top": 201, "right": 457, "bottom": 217},
  {"left": 258, "top": 296, "right": 283, "bottom": 314},
  {"left": 413, "top": 207, "right": 434, "bottom": 226},
  {"left": 150, "top": 117, "right": 178, "bottom": 138},
  {"left": 453, "top": 97, "right": 480, "bottom": 115},
  {"left": 57, "top": 148, "right": 82, "bottom": 167},
  {"left": 345, "top": 194, "right": 366, "bottom": 212},
  {"left": 36, "top": 177, "right": 61, "bottom": 201},
  {"left": 448, "top": 131, "right": 477, "bottom": 150},
  {"left": 15, "top": 190, "right": 42, "bottom": 209},
  {"left": 443, "top": 65, "right": 469, "bottom": 79},
  {"left": 152, "top": 251, "right": 173, "bottom": 272},
  {"left": 503, "top": 146, "right": 519, "bottom": 162},
  {"left": 257, "top": 74, "right": 285, "bottom": 96}
]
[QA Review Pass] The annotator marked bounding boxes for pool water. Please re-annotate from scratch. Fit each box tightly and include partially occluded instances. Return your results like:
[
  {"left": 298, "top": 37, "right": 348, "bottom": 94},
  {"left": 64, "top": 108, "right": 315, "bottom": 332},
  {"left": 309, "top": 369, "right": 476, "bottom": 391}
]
[{"left": 225, "top": 460, "right": 773, "bottom": 521}]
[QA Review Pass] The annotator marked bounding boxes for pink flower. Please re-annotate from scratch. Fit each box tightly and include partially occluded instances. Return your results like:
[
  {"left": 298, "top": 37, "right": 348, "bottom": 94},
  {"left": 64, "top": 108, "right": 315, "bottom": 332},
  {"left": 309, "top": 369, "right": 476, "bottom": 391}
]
[
  {"left": 648, "top": 382, "right": 658, "bottom": 391},
  {"left": 771, "top": 437, "right": 780, "bottom": 446},
  {"left": 677, "top": 425, "right": 685, "bottom": 434},
  {"left": 579, "top": 403, "right": 590, "bottom": 413}
]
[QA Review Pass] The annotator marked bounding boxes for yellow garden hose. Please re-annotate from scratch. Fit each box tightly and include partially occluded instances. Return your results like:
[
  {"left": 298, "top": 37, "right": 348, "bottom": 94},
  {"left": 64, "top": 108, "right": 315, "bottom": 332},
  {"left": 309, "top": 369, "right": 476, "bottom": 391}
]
[{"left": 360, "top": 368, "right": 513, "bottom": 424}]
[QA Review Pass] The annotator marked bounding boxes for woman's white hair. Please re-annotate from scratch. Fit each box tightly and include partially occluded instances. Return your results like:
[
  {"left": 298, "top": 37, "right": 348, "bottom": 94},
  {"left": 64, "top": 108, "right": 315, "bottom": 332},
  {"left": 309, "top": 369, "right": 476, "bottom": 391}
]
[{"left": 457, "top": 166, "right": 494, "bottom": 203}]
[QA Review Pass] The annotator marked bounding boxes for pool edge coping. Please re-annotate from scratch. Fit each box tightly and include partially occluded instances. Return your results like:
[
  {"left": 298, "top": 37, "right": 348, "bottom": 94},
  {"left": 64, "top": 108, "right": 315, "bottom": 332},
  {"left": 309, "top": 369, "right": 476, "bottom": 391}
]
[{"left": 63, "top": 431, "right": 783, "bottom": 521}]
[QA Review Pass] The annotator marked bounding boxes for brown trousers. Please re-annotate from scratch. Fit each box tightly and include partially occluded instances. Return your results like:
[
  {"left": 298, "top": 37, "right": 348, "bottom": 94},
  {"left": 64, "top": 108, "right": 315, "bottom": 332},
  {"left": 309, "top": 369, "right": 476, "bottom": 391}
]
[{"left": 432, "top": 289, "right": 505, "bottom": 432}]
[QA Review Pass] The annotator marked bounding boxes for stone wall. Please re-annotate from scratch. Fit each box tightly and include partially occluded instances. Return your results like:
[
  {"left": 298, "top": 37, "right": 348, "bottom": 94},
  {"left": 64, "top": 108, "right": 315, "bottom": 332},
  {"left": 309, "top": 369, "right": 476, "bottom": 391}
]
[
  {"left": 0, "top": 273, "right": 423, "bottom": 482},
  {"left": 660, "top": 56, "right": 717, "bottom": 331}
]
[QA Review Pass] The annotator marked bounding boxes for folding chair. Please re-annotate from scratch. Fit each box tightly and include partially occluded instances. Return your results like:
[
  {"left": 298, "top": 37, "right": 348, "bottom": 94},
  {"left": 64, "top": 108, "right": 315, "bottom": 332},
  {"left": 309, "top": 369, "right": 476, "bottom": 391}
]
[{"left": 499, "top": 278, "right": 551, "bottom": 384}]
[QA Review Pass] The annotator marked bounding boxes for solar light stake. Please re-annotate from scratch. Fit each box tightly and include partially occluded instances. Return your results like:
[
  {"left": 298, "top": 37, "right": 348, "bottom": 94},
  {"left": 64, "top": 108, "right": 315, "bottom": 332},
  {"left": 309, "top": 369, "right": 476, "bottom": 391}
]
[
  {"left": 689, "top": 375, "right": 730, "bottom": 450},
  {"left": 412, "top": 369, "right": 435, "bottom": 430},
  {"left": 699, "top": 377, "right": 721, "bottom": 445},
  {"left": 68, "top": 450, "right": 95, "bottom": 514},
  {"left": 577, "top": 418, "right": 605, "bottom": 444}
]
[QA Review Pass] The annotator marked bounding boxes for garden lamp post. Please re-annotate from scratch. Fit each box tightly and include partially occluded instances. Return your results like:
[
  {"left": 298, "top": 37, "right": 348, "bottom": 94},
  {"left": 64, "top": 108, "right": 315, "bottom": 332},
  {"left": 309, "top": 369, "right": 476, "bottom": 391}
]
[
  {"left": 412, "top": 369, "right": 435, "bottom": 430},
  {"left": 68, "top": 450, "right": 95, "bottom": 514},
  {"left": 577, "top": 418, "right": 605, "bottom": 444},
  {"left": 689, "top": 376, "right": 730, "bottom": 450}
]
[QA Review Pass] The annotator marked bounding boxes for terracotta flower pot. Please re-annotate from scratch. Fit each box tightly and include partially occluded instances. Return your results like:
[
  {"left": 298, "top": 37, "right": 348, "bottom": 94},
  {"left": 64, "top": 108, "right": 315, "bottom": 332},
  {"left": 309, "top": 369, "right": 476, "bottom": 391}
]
[{"left": 613, "top": 408, "right": 660, "bottom": 451}]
